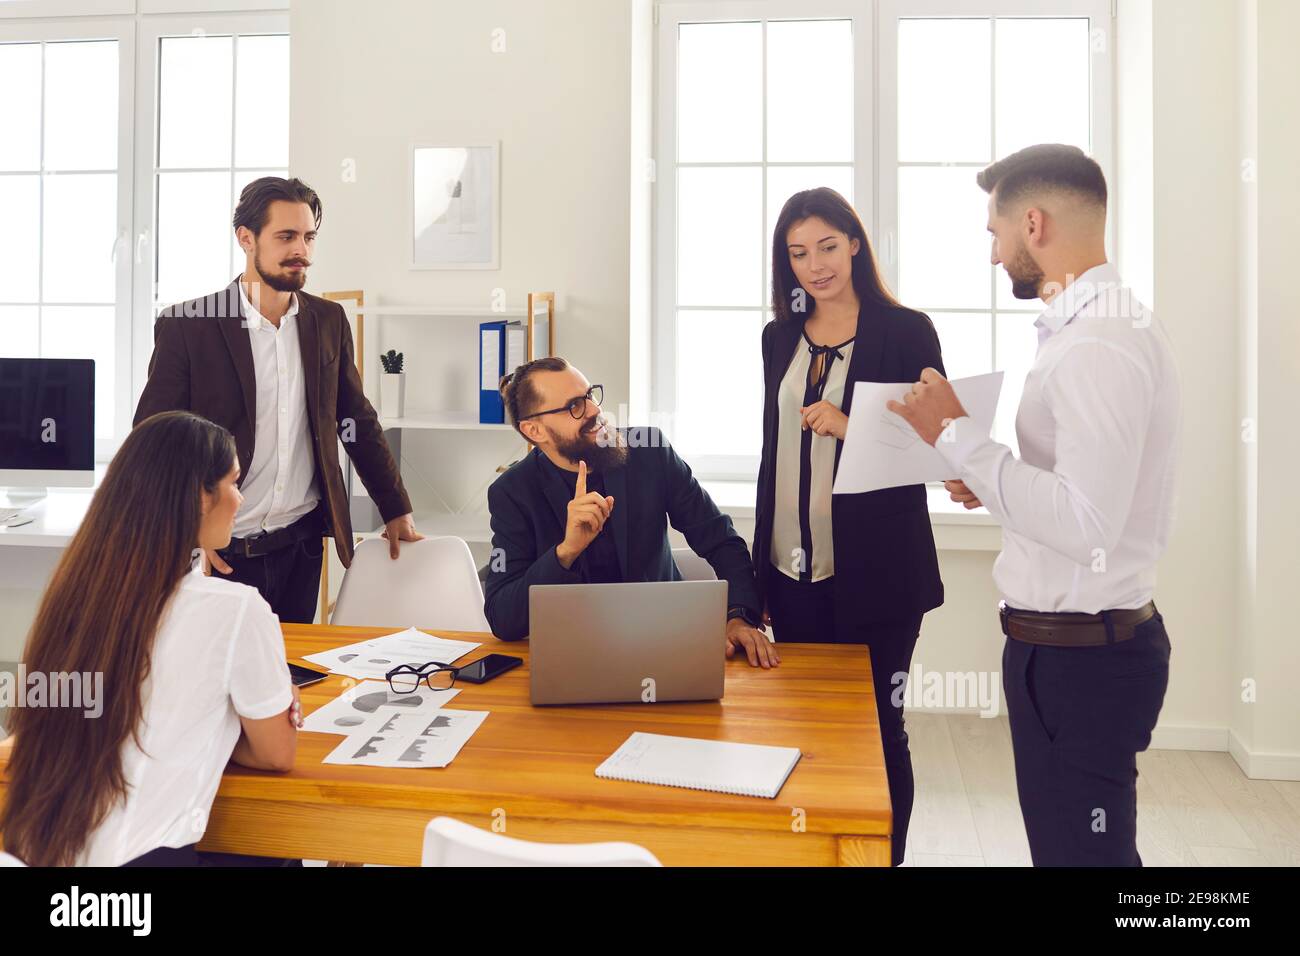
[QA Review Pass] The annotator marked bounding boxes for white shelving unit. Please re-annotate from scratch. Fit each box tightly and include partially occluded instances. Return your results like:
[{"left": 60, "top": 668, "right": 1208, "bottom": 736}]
[
  {"left": 377, "top": 412, "right": 514, "bottom": 432},
  {"left": 330, "top": 294, "right": 555, "bottom": 550}
]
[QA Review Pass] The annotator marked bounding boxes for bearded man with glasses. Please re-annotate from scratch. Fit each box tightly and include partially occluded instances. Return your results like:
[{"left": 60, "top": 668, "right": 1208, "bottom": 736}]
[{"left": 483, "top": 356, "right": 776, "bottom": 668}]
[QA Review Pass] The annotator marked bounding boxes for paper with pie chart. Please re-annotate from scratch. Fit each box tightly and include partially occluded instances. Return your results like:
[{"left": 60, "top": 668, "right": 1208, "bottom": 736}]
[
  {"left": 300, "top": 626, "right": 481, "bottom": 680},
  {"left": 832, "top": 371, "right": 1004, "bottom": 495},
  {"left": 322, "top": 708, "right": 489, "bottom": 768},
  {"left": 301, "top": 679, "right": 461, "bottom": 735}
]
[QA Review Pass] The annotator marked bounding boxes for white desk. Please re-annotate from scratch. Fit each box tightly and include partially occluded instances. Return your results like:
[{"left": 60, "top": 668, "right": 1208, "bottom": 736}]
[{"left": 0, "top": 471, "right": 104, "bottom": 660}]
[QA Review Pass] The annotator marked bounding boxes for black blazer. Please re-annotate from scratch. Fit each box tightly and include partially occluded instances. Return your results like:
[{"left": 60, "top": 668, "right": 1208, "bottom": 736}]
[
  {"left": 484, "top": 427, "right": 761, "bottom": 642},
  {"left": 752, "top": 301, "right": 946, "bottom": 637}
]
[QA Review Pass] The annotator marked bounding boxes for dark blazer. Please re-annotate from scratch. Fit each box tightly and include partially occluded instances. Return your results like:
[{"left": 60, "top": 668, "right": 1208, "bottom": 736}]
[
  {"left": 484, "top": 427, "right": 761, "bottom": 642},
  {"left": 752, "top": 301, "right": 946, "bottom": 638},
  {"left": 133, "top": 277, "right": 411, "bottom": 567}
]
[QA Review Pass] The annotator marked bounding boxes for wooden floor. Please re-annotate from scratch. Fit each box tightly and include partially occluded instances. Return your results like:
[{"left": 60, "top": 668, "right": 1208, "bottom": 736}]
[{"left": 902, "top": 713, "right": 1300, "bottom": 867}]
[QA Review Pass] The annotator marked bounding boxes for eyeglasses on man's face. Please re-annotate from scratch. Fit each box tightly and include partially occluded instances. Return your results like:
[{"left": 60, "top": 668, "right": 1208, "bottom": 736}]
[
  {"left": 386, "top": 661, "right": 459, "bottom": 694},
  {"left": 518, "top": 384, "right": 604, "bottom": 421}
]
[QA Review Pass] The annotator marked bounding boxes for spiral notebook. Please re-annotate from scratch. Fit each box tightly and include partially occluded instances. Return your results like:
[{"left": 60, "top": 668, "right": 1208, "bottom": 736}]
[{"left": 595, "top": 732, "right": 801, "bottom": 799}]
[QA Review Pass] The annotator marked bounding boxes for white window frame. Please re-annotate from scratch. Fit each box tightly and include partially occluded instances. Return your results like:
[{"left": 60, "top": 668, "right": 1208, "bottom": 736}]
[
  {"left": 654, "top": 0, "right": 873, "bottom": 481},
  {"left": 1, "top": 1, "right": 287, "bottom": 461},
  {"left": 877, "top": 0, "right": 1115, "bottom": 448},
  {"left": 131, "top": 10, "right": 290, "bottom": 408},
  {"left": 0, "top": 17, "right": 136, "bottom": 460},
  {"left": 654, "top": 0, "right": 1115, "bottom": 482}
]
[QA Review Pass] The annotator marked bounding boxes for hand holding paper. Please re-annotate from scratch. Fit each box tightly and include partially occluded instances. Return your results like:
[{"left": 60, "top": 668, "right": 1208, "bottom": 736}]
[
  {"left": 832, "top": 371, "right": 1004, "bottom": 495},
  {"left": 886, "top": 368, "right": 971, "bottom": 445}
]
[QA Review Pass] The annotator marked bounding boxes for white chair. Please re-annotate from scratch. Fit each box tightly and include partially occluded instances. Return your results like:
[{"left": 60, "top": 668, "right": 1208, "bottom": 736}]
[
  {"left": 0, "top": 852, "right": 26, "bottom": 867},
  {"left": 421, "top": 816, "right": 661, "bottom": 867},
  {"left": 671, "top": 547, "right": 717, "bottom": 582},
  {"left": 330, "top": 536, "right": 491, "bottom": 632}
]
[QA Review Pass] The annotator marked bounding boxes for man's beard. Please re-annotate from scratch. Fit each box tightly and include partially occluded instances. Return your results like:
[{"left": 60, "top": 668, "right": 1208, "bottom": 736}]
[
  {"left": 253, "top": 247, "right": 309, "bottom": 293},
  {"left": 1006, "top": 242, "right": 1045, "bottom": 300},
  {"left": 548, "top": 416, "right": 628, "bottom": 472}
]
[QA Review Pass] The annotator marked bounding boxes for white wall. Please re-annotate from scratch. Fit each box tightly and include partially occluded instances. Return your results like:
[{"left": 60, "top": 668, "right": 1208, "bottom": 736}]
[
  {"left": 289, "top": 0, "right": 639, "bottom": 542},
  {"left": 1232, "top": 0, "right": 1300, "bottom": 777}
]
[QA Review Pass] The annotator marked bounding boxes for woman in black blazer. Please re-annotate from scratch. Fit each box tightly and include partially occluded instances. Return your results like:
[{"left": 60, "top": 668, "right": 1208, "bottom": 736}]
[{"left": 753, "top": 187, "right": 945, "bottom": 866}]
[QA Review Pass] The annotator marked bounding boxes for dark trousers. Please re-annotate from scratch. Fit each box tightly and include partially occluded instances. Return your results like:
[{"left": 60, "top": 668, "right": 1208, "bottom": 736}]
[
  {"left": 766, "top": 569, "right": 923, "bottom": 868},
  {"left": 1002, "top": 607, "right": 1170, "bottom": 866},
  {"left": 217, "top": 519, "right": 326, "bottom": 624},
  {"left": 122, "top": 844, "right": 302, "bottom": 867}
]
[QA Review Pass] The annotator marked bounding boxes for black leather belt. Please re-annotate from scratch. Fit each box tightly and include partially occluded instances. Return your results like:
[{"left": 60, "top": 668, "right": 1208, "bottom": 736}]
[
  {"left": 1000, "top": 601, "right": 1156, "bottom": 647},
  {"left": 222, "top": 507, "right": 324, "bottom": 559}
]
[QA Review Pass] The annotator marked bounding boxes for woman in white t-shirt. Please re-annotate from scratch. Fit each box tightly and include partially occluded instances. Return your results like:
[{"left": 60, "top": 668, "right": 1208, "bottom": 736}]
[{"left": 0, "top": 410, "right": 301, "bottom": 867}]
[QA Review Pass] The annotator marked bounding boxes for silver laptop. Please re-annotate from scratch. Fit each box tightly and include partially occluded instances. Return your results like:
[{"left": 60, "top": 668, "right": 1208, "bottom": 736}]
[{"left": 529, "top": 580, "right": 727, "bottom": 705}]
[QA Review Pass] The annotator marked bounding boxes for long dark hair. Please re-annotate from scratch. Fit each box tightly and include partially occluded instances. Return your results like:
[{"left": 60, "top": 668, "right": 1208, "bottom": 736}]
[
  {"left": 0, "top": 411, "right": 237, "bottom": 866},
  {"left": 770, "top": 187, "right": 898, "bottom": 322}
]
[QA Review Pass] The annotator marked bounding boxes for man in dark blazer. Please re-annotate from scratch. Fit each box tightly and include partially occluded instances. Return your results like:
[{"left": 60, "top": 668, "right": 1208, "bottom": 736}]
[
  {"left": 484, "top": 356, "right": 778, "bottom": 668},
  {"left": 134, "top": 176, "right": 420, "bottom": 623}
]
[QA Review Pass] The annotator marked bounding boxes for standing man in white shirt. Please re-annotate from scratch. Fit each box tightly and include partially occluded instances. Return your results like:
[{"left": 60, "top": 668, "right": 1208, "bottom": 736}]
[
  {"left": 135, "top": 177, "right": 422, "bottom": 623},
  {"left": 886, "top": 144, "right": 1181, "bottom": 866}
]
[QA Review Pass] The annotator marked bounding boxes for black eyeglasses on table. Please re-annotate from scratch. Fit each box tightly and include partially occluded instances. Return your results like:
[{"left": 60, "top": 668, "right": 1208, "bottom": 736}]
[
  {"left": 517, "top": 384, "right": 603, "bottom": 421},
  {"left": 386, "top": 661, "right": 459, "bottom": 694}
]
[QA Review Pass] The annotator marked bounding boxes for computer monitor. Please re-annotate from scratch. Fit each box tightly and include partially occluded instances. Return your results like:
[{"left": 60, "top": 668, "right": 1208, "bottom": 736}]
[{"left": 0, "top": 358, "right": 96, "bottom": 507}]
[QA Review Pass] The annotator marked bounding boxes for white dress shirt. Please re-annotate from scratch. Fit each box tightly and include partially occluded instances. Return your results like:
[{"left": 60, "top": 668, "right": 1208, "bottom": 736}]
[
  {"left": 233, "top": 277, "right": 320, "bottom": 537},
  {"left": 935, "top": 262, "right": 1181, "bottom": 613},
  {"left": 771, "top": 335, "right": 855, "bottom": 582},
  {"left": 78, "top": 568, "right": 292, "bottom": 866}
]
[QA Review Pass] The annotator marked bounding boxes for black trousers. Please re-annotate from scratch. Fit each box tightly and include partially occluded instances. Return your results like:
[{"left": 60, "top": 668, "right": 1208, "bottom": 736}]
[
  {"left": 216, "top": 515, "right": 326, "bottom": 624},
  {"left": 1002, "top": 607, "right": 1170, "bottom": 866},
  {"left": 765, "top": 568, "right": 923, "bottom": 868},
  {"left": 122, "top": 844, "right": 302, "bottom": 867}
]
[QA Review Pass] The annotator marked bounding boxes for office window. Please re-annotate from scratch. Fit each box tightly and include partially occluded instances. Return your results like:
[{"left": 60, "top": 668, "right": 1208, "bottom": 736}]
[
  {"left": 0, "top": 5, "right": 288, "bottom": 456},
  {"left": 151, "top": 31, "right": 290, "bottom": 309},
  {"left": 0, "top": 35, "right": 128, "bottom": 444},
  {"left": 655, "top": 1, "right": 1111, "bottom": 480},
  {"left": 879, "top": 1, "right": 1112, "bottom": 452},
  {"left": 656, "top": 3, "right": 865, "bottom": 479}
]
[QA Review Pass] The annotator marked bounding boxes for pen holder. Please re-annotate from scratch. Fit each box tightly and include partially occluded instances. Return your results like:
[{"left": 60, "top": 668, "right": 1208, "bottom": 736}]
[{"left": 380, "top": 372, "right": 406, "bottom": 419}]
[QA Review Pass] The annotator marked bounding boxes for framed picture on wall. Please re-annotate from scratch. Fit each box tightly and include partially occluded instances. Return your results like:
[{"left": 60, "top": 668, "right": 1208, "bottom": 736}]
[{"left": 410, "top": 143, "right": 500, "bottom": 269}]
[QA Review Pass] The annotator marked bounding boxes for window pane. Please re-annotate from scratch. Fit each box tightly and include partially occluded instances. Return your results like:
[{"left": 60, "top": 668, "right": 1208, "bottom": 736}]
[
  {"left": 40, "top": 305, "right": 113, "bottom": 440},
  {"left": 0, "top": 176, "right": 40, "bottom": 301},
  {"left": 994, "top": 312, "right": 1038, "bottom": 452},
  {"left": 44, "top": 40, "right": 118, "bottom": 172},
  {"left": 675, "top": 309, "right": 762, "bottom": 456},
  {"left": 995, "top": 19, "right": 1090, "bottom": 157},
  {"left": 42, "top": 173, "right": 117, "bottom": 304},
  {"left": 898, "top": 166, "right": 991, "bottom": 309},
  {"left": 766, "top": 20, "right": 853, "bottom": 162},
  {"left": 678, "top": 22, "right": 761, "bottom": 162},
  {"left": 765, "top": 165, "right": 854, "bottom": 305},
  {"left": 0, "top": 44, "right": 41, "bottom": 171},
  {"left": 0, "top": 306, "right": 40, "bottom": 357},
  {"left": 678, "top": 166, "right": 762, "bottom": 306},
  {"left": 929, "top": 312, "right": 991, "bottom": 382},
  {"left": 234, "top": 35, "right": 289, "bottom": 168},
  {"left": 898, "top": 19, "right": 990, "bottom": 162},
  {"left": 157, "top": 171, "right": 234, "bottom": 307},
  {"left": 159, "top": 35, "right": 233, "bottom": 169}
]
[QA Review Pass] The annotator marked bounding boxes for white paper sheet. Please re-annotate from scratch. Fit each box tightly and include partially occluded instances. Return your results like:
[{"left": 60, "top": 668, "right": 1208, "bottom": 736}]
[
  {"left": 301, "top": 679, "right": 461, "bottom": 735},
  {"left": 301, "top": 627, "right": 481, "bottom": 680},
  {"left": 832, "top": 371, "right": 1004, "bottom": 495},
  {"left": 322, "top": 708, "right": 489, "bottom": 768}
]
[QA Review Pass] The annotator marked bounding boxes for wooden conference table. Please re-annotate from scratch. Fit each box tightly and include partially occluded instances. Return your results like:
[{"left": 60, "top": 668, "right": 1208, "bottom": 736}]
[{"left": 0, "top": 624, "right": 893, "bottom": 866}]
